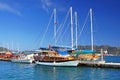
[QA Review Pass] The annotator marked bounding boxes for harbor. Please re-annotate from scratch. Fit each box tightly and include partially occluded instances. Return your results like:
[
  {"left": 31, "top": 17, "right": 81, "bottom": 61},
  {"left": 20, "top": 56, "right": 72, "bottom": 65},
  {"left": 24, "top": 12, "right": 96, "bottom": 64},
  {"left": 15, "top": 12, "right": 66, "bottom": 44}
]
[
  {"left": 0, "top": 0, "right": 120, "bottom": 80},
  {"left": 1, "top": 58, "right": 120, "bottom": 69},
  {"left": 0, "top": 57, "right": 120, "bottom": 80},
  {"left": 0, "top": 6, "right": 120, "bottom": 68},
  {"left": 0, "top": 50, "right": 120, "bottom": 69}
]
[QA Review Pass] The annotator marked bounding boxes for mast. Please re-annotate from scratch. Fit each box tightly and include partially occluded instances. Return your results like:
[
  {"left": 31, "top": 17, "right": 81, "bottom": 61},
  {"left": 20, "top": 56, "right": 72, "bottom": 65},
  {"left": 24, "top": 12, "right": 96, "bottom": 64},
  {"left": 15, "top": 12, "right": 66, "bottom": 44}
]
[
  {"left": 90, "top": 8, "right": 94, "bottom": 51},
  {"left": 75, "top": 12, "right": 78, "bottom": 49},
  {"left": 101, "top": 49, "right": 104, "bottom": 61},
  {"left": 70, "top": 7, "right": 74, "bottom": 50},
  {"left": 12, "top": 41, "right": 13, "bottom": 52},
  {"left": 7, "top": 43, "right": 9, "bottom": 52},
  {"left": 17, "top": 43, "right": 20, "bottom": 53},
  {"left": 2, "top": 42, "right": 4, "bottom": 52},
  {"left": 54, "top": 8, "right": 57, "bottom": 45}
]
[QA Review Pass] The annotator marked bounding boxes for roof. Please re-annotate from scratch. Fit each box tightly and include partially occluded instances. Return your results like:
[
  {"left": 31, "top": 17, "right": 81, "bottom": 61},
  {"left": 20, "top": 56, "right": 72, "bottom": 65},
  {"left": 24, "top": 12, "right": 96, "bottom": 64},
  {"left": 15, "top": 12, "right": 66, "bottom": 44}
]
[{"left": 72, "top": 50, "right": 100, "bottom": 54}]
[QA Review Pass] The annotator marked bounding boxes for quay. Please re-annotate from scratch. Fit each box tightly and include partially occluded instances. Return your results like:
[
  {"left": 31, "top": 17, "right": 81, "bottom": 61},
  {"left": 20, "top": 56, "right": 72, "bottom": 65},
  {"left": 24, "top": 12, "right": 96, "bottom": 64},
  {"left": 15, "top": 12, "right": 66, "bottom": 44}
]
[
  {"left": 78, "top": 61, "right": 120, "bottom": 69},
  {"left": 78, "top": 49, "right": 120, "bottom": 69}
]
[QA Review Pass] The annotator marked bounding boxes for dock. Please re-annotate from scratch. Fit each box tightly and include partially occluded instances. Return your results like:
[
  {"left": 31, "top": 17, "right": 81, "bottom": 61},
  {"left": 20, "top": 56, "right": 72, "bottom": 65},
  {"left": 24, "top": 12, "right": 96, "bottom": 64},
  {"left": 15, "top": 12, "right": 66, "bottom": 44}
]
[
  {"left": 78, "top": 49, "right": 120, "bottom": 69},
  {"left": 78, "top": 61, "right": 120, "bottom": 69}
]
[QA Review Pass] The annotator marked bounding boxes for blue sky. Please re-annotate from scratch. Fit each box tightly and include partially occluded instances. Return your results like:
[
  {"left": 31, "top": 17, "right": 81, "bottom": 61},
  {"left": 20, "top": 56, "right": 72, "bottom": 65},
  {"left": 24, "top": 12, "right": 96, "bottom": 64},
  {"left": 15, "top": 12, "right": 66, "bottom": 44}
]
[{"left": 0, "top": 0, "right": 120, "bottom": 50}]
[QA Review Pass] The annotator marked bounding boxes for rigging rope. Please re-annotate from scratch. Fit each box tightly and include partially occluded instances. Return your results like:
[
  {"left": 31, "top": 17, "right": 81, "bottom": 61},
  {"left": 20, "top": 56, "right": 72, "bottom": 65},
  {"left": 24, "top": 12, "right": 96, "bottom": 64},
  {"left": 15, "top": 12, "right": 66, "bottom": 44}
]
[
  {"left": 49, "top": 9, "right": 70, "bottom": 46},
  {"left": 56, "top": 9, "right": 70, "bottom": 45},
  {"left": 78, "top": 11, "right": 89, "bottom": 40},
  {"left": 38, "top": 12, "right": 54, "bottom": 47}
]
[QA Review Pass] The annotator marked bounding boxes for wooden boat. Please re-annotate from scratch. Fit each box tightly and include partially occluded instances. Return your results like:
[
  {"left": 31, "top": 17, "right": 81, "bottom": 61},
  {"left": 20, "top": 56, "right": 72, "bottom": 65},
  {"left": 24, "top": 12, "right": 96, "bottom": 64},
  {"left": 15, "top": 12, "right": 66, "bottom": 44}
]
[
  {"left": 11, "top": 53, "right": 34, "bottom": 63},
  {"left": 0, "top": 52, "right": 5, "bottom": 60},
  {"left": 72, "top": 50, "right": 100, "bottom": 61},
  {"left": 34, "top": 48, "right": 80, "bottom": 66},
  {"left": 72, "top": 8, "right": 101, "bottom": 61},
  {"left": 0, "top": 51, "right": 13, "bottom": 61},
  {"left": 34, "top": 7, "right": 80, "bottom": 66}
]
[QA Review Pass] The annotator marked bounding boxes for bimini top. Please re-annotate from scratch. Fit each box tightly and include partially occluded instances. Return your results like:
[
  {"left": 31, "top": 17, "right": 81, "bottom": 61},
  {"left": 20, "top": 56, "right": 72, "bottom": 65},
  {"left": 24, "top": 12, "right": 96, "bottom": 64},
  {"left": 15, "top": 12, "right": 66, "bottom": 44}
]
[
  {"left": 51, "top": 46, "right": 76, "bottom": 55},
  {"left": 51, "top": 45, "right": 77, "bottom": 50},
  {"left": 57, "top": 50, "right": 68, "bottom": 55},
  {"left": 73, "top": 50, "right": 100, "bottom": 54}
]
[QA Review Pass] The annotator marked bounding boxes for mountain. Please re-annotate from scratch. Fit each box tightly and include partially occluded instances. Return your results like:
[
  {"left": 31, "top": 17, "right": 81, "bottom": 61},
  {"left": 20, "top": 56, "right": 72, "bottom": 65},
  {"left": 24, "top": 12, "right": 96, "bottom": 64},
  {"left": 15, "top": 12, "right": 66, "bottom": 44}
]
[{"left": 0, "top": 47, "right": 9, "bottom": 52}]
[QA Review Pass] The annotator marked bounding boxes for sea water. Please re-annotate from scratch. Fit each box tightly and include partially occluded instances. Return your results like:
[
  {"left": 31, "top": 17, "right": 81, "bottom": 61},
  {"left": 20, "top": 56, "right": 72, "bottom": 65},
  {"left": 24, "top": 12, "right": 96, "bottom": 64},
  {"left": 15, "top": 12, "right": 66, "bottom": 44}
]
[{"left": 0, "top": 56, "right": 120, "bottom": 80}]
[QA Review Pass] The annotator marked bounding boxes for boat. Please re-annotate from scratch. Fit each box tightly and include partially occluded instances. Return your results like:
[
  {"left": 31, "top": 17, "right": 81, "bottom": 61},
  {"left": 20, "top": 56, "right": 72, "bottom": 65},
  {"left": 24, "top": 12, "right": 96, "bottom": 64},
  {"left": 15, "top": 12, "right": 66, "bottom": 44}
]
[
  {"left": 36, "top": 60, "right": 79, "bottom": 67},
  {"left": 73, "top": 8, "right": 100, "bottom": 61},
  {"left": 0, "top": 51, "right": 13, "bottom": 61},
  {"left": 11, "top": 53, "right": 34, "bottom": 63},
  {"left": 34, "top": 7, "right": 81, "bottom": 67},
  {"left": 34, "top": 48, "right": 80, "bottom": 66},
  {"left": 73, "top": 50, "right": 100, "bottom": 61},
  {"left": 0, "top": 51, "right": 5, "bottom": 60}
]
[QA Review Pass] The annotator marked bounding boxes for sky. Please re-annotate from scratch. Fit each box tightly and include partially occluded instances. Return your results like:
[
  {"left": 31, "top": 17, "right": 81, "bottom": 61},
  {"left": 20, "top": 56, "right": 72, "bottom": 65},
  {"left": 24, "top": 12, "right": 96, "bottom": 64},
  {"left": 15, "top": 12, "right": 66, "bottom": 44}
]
[{"left": 0, "top": 0, "right": 120, "bottom": 50}]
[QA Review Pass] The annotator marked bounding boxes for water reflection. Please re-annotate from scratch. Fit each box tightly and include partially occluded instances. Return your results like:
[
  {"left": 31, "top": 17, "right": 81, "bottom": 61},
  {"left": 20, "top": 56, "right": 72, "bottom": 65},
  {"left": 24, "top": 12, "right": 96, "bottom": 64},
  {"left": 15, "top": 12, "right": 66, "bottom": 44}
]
[
  {"left": 34, "top": 65, "right": 120, "bottom": 80},
  {"left": 34, "top": 65, "right": 81, "bottom": 80},
  {"left": 0, "top": 61, "right": 119, "bottom": 80}
]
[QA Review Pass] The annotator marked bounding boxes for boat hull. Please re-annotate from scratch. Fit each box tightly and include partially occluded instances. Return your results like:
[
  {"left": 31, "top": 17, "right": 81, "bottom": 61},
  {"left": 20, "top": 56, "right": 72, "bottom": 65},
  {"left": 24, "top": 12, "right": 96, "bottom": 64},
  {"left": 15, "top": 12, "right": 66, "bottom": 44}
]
[
  {"left": 11, "top": 59, "right": 33, "bottom": 63},
  {"left": 36, "top": 60, "right": 80, "bottom": 67}
]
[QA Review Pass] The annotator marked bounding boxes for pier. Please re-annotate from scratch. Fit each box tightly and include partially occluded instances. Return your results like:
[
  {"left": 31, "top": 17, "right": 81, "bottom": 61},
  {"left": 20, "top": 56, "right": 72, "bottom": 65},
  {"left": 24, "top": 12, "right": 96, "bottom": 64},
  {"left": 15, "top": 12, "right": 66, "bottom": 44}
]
[
  {"left": 78, "top": 48, "right": 120, "bottom": 69},
  {"left": 78, "top": 61, "right": 120, "bottom": 69}
]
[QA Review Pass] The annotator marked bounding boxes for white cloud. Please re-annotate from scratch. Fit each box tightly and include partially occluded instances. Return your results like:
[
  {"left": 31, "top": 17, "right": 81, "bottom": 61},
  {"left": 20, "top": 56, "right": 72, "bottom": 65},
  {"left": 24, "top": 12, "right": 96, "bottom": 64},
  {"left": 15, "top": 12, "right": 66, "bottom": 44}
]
[
  {"left": 0, "top": 3, "right": 21, "bottom": 16},
  {"left": 40, "top": 0, "right": 66, "bottom": 13},
  {"left": 40, "top": 0, "right": 53, "bottom": 12}
]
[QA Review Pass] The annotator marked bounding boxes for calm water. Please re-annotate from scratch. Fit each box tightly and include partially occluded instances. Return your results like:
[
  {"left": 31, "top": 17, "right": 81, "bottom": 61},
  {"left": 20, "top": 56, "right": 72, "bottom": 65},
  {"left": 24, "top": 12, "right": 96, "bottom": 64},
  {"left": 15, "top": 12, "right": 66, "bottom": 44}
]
[{"left": 0, "top": 56, "right": 120, "bottom": 80}]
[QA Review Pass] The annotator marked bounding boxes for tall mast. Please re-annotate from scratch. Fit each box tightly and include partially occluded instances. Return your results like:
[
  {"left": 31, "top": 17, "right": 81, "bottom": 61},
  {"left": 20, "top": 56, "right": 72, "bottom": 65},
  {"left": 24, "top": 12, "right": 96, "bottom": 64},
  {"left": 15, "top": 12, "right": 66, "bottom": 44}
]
[
  {"left": 70, "top": 7, "right": 74, "bottom": 50},
  {"left": 75, "top": 12, "right": 78, "bottom": 49},
  {"left": 7, "top": 43, "right": 9, "bottom": 52},
  {"left": 12, "top": 41, "right": 13, "bottom": 52},
  {"left": 54, "top": 8, "right": 57, "bottom": 46},
  {"left": 2, "top": 42, "right": 4, "bottom": 52},
  {"left": 17, "top": 43, "right": 19, "bottom": 53},
  {"left": 101, "top": 49, "right": 103, "bottom": 61},
  {"left": 90, "top": 8, "right": 94, "bottom": 51}
]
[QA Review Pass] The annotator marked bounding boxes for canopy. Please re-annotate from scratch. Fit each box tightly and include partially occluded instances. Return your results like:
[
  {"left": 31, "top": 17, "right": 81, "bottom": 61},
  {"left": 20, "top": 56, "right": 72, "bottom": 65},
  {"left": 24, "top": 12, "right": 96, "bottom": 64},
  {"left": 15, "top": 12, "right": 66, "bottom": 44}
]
[
  {"left": 72, "top": 50, "right": 100, "bottom": 54},
  {"left": 57, "top": 50, "right": 68, "bottom": 55}
]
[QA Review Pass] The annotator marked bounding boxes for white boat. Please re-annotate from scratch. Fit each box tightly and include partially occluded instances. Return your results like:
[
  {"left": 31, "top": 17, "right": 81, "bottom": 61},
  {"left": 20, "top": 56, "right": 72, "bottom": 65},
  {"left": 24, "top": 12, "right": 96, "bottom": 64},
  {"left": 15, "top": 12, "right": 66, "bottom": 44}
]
[
  {"left": 34, "top": 49, "right": 80, "bottom": 66},
  {"left": 11, "top": 54, "right": 34, "bottom": 63},
  {"left": 34, "top": 7, "right": 80, "bottom": 67},
  {"left": 36, "top": 60, "right": 80, "bottom": 67},
  {"left": 11, "top": 59, "right": 33, "bottom": 63}
]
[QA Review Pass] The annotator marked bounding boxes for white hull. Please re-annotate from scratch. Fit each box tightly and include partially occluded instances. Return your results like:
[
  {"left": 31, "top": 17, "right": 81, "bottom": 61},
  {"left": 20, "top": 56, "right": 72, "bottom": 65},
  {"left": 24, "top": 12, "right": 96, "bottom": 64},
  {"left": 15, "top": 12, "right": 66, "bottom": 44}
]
[
  {"left": 11, "top": 59, "right": 33, "bottom": 63},
  {"left": 11, "top": 54, "right": 34, "bottom": 63},
  {"left": 36, "top": 60, "right": 80, "bottom": 67}
]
